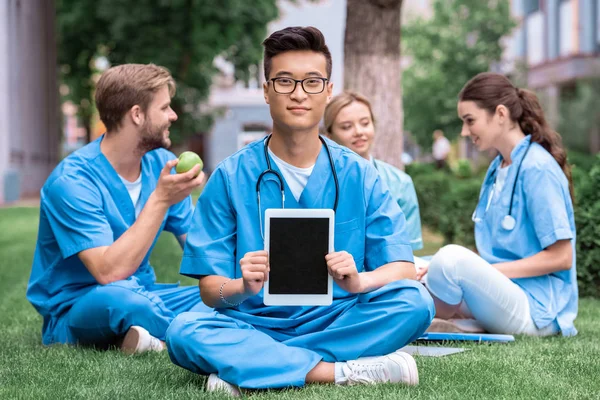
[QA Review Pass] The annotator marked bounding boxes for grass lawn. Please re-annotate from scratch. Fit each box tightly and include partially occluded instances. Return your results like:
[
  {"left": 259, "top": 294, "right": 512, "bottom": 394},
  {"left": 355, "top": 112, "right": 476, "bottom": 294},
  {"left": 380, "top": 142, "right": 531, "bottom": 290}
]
[{"left": 1, "top": 207, "right": 599, "bottom": 399}]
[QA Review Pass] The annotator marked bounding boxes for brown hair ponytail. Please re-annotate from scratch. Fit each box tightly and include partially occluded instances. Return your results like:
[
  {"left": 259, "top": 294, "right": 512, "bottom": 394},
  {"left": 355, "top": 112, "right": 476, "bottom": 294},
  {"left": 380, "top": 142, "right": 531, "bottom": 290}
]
[{"left": 459, "top": 72, "right": 574, "bottom": 203}]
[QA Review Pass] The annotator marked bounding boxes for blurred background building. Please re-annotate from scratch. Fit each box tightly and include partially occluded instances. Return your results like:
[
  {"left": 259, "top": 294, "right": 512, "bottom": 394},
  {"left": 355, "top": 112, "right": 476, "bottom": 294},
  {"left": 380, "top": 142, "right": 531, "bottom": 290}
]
[
  {"left": 499, "top": 0, "right": 600, "bottom": 153},
  {"left": 1, "top": 0, "right": 598, "bottom": 204},
  {"left": 0, "top": 0, "right": 59, "bottom": 205}
]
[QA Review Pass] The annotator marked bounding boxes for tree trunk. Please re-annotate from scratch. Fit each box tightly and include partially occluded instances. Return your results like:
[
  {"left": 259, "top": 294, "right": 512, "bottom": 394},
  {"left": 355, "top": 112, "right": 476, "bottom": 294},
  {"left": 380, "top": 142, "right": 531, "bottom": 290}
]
[{"left": 344, "top": 0, "right": 404, "bottom": 168}]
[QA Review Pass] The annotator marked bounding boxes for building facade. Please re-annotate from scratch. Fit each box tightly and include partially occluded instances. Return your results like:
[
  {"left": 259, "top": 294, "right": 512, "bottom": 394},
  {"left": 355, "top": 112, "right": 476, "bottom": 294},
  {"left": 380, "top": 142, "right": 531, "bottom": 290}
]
[
  {"left": 0, "top": 0, "right": 59, "bottom": 205},
  {"left": 500, "top": 0, "right": 600, "bottom": 152}
]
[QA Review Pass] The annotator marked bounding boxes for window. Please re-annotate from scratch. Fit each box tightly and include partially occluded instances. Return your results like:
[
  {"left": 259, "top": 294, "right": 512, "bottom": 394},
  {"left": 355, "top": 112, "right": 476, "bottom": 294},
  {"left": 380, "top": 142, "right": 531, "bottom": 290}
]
[
  {"left": 527, "top": 10, "right": 545, "bottom": 65},
  {"left": 596, "top": 0, "right": 600, "bottom": 49},
  {"left": 559, "top": 0, "right": 574, "bottom": 57},
  {"left": 524, "top": 0, "right": 540, "bottom": 15}
]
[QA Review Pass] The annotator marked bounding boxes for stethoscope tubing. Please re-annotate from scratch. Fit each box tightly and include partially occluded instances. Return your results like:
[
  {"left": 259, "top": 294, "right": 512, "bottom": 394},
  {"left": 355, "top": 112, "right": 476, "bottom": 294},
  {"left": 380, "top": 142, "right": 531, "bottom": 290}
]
[
  {"left": 257, "top": 134, "right": 339, "bottom": 239},
  {"left": 473, "top": 141, "right": 532, "bottom": 231}
]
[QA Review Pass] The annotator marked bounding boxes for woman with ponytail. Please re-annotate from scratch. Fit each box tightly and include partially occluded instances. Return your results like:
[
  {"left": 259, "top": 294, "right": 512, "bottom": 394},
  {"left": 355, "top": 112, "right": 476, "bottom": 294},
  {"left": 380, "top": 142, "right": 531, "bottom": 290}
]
[{"left": 418, "top": 72, "right": 578, "bottom": 337}]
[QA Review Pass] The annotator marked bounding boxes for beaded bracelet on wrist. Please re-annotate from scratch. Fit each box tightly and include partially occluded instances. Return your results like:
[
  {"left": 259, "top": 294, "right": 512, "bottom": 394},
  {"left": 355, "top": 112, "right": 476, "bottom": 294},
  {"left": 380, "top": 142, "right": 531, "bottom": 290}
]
[{"left": 219, "top": 279, "right": 244, "bottom": 307}]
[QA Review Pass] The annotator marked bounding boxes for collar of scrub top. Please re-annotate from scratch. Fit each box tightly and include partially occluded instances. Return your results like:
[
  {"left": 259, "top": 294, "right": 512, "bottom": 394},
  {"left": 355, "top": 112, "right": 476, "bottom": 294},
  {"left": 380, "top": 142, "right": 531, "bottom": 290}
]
[
  {"left": 472, "top": 135, "right": 533, "bottom": 231},
  {"left": 257, "top": 133, "right": 340, "bottom": 240},
  {"left": 370, "top": 155, "right": 380, "bottom": 171}
]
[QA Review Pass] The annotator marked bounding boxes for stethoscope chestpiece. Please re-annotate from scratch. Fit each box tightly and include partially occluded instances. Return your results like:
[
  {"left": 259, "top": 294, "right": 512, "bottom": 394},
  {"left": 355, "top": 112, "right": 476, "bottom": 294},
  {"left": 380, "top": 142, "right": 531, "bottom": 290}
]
[{"left": 501, "top": 215, "right": 516, "bottom": 231}]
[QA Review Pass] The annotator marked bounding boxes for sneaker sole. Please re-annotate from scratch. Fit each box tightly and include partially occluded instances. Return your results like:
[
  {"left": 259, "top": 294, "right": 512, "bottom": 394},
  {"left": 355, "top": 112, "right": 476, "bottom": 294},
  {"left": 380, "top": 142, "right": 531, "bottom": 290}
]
[{"left": 121, "top": 327, "right": 141, "bottom": 355}]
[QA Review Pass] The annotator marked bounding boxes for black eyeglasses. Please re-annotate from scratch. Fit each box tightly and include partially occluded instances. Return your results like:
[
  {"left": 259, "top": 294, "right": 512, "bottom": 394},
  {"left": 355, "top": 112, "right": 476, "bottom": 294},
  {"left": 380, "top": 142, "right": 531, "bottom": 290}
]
[{"left": 269, "top": 77, "right": 328, "bottom": 94}]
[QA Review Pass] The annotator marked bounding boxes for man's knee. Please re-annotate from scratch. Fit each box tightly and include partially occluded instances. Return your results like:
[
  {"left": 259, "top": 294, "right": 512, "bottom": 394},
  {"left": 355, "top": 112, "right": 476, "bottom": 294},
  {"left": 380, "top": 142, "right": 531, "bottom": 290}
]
[
  {"left": 166, "top": 312, "right": 219, "bottom": 367},
  {"left": 84, "top": 281, "right": 169, "bottom": 319},
  {"left": 166, "top": 312, "right": 216, "bottom": 350},
  {"left": 374, "top": 282, "right": 434, "bottom": 348},
  {"left": 379, "top": 281, "right": 435, "bottom": 327},
  {"left": 166, "top": 313, "right": 189, "bottom": 355},
  {"left": 398, "top": 282, "right": 435, "bottom": 327}
]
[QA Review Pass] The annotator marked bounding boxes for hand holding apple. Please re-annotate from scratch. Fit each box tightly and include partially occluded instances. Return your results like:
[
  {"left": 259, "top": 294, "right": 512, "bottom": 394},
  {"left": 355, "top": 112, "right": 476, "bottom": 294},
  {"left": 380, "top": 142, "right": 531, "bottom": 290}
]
[
  {"left": 152, "top": 155, "right": 205, "bottom": 207},
  {"left": 176, "top": 151, "right": 203, "bottom": 177}
]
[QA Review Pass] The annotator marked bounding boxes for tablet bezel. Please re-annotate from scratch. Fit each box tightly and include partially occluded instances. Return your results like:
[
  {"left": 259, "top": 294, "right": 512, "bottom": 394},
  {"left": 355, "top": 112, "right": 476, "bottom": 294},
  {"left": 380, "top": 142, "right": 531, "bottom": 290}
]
[{"left": 263, "top": 208, "right": 334, "bottom": 306}]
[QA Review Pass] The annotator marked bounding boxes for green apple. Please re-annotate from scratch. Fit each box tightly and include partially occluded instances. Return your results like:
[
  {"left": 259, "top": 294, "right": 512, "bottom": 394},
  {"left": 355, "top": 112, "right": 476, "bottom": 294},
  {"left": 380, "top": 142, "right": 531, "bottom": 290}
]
[{"left": 176, "top": 151, "right": 203, "bottom": 177}]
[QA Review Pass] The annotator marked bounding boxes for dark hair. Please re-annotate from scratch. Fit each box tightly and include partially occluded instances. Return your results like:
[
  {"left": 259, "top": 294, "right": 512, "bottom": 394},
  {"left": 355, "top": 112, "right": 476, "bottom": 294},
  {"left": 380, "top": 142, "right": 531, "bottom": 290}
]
[
  {"left": 459, "top": 72, "right": 574, "bottom": 203},
  {"left": 262, "top": 26, "right": 332, "bottom": 80}
]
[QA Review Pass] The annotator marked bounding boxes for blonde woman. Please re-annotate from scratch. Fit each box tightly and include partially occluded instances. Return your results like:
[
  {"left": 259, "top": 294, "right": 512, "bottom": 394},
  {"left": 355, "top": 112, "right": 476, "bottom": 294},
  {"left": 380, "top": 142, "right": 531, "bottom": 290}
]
[{"left": 324, "top": 91, "right": 423, "bottom": 250}]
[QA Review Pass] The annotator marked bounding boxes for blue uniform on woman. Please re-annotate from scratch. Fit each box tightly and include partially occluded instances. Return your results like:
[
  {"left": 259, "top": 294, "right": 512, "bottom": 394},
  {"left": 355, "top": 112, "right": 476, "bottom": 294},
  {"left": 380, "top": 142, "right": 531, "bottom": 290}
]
[
  {"left": 373, "top": 159, "right": 423, "bottom": 250},
  {"left": 473, "top": 136, "right": 577, "bottom": 335},
  {"left": 166, "top": 137, "right": 434, "bottom": 389},
  {"left": 425, "top": 72, "right": 577, "bottom": 337},
  {"left": 27, "top": 138, "right": 208, "bottom": 346}
]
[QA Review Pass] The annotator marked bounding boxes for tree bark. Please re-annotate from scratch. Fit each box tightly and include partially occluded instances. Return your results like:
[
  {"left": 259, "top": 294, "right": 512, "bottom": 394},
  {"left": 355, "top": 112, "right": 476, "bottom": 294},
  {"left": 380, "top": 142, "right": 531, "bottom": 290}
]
[{"left": 344, "top": 0, "right": 404, "bottom": 168}]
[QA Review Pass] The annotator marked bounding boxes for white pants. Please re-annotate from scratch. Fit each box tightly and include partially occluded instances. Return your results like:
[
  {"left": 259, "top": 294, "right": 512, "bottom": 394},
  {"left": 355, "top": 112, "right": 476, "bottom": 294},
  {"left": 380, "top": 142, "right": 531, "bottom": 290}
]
[{"left": 424, "top": 245, "right": 559, "bottom": 336}]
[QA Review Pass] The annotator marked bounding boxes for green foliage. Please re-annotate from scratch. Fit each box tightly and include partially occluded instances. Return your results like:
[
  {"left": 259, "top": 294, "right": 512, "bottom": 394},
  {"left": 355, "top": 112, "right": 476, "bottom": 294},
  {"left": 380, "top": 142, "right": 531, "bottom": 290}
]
[
  {"left": 56, "top": 0, "right": 278, "bottom": 144},
  {"left": 569, "top": 150, "right": 599, "bottom": 173},
  {"left": 411, "top": 169, "right": 451, "bottom": 231},
  {"left": 402, "top": 0, "right": 516, "bottom": 148},
  {"left": 574, "top": 154, "right": 600, "bottom": 298},
  {"left": 405, "top": 161, "right": 437, "bottom": 178},
  {"left": 438, "top": 178, "right": 481, "bottom": 249},
  {"left": 409, "top": 164, "right": 480, "bottom": 246},
  {"left": 558, "top": 80, "right": 600, "bottom": 154},
  {"left": 454, "top": 158, "right": 473, "bottom": 179}
]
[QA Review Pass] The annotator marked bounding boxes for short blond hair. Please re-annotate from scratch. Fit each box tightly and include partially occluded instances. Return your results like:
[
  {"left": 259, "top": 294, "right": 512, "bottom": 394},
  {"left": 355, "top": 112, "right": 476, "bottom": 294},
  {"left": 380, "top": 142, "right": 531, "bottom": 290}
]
[
  {"left": 324, "top": 91, "right": 375, "bottom": 135},
  {"left": 95, "top": 63, "right": 176, "bottom": 131}
]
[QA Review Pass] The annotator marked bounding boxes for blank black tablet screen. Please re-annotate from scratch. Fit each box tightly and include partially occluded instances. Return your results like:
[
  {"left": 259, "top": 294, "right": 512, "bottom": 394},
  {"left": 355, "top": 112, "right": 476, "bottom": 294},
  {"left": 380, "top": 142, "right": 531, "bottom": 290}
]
[{"left": 269, "top": 217, "right": 329, "bottom": 294}]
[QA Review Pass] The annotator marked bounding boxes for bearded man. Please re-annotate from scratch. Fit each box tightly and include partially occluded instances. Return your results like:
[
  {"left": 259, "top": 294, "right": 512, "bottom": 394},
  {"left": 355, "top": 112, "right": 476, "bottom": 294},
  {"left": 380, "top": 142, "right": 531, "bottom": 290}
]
[{"left": 27, "top": 64, "right": 210, "bottom": 354}]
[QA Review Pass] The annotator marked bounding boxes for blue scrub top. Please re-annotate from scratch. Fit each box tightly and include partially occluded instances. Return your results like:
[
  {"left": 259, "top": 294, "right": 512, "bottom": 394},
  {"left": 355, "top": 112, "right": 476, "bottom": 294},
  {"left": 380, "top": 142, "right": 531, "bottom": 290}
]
[
  {"left": 373, "top": 159, "right": 423, "bottom": 250},
  {"left": 181, "top": 136, "right": 414, "bottom": 329},
  {"left": 474, "top": 135, "right": 577, "bottom": 336},
  {"left": 27, "top": 136, "right": 194, "bottom": 343}
]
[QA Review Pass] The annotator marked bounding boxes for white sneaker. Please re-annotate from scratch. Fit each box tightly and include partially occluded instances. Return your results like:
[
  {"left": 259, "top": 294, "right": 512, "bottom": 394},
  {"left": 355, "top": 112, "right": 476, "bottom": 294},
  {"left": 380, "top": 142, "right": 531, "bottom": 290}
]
[
  {"left": 337, "top": 350, "right": 419, "bottom": 386},
  {"left": 206, "top": 374, "right": 241, "bottom": 397},
  {"left": 120, "top": 326, "right": 164, "bottom": 355}
]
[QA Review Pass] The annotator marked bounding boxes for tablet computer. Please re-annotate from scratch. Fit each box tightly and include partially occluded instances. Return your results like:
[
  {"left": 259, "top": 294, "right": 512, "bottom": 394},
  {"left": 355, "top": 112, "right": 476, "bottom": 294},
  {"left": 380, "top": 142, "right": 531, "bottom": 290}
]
[{"left": 263, "top": 208, "right": 334, "bottom": 306}]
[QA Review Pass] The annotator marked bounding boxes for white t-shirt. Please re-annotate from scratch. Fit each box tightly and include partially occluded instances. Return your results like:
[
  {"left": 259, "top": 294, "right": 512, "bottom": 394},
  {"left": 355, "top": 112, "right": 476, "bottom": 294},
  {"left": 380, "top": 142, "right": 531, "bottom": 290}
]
[
  {"left": 494, "top": 165, "right": 510, "bottom": 199},
  {"left": 119, "top": 173, "right": 143, "bottom": 218},
  {"left": 433, "top": 136, "right": 451, "bottom": 160},
  {"left": 268, "top": 148, "right": 315, "bottom": 202}
]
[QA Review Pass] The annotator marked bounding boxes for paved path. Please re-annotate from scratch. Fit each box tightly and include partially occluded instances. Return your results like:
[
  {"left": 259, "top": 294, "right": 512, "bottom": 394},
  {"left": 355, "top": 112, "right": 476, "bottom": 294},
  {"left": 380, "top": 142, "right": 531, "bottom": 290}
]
[{"left": 0, "top": 197, "right": 40, "bottom": 208}]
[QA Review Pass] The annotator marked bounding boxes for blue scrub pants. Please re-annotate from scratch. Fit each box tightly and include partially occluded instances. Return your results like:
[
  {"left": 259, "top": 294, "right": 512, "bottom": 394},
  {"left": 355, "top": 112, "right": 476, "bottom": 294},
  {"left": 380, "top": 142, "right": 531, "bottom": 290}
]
[
  {"left": 56, "top": 276, "right": 211, "bottom": 347},
  {"left": 166, "top": 280, "right": 434, "bottom": 389}
]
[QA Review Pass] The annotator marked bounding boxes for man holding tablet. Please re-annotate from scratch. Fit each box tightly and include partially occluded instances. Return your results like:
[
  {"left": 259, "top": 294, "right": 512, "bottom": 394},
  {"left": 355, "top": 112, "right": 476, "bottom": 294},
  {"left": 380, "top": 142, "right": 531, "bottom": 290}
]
[{"left": 167, "top": 26, "right": 434, "bottom": 393}]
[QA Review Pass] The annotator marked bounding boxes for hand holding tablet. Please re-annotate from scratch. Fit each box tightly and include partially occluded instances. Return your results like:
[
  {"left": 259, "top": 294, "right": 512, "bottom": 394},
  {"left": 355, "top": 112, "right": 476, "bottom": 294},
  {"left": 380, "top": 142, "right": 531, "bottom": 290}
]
[
  {"left": 325, "top": 251, "right": 363, "bottom": 293},
  {"left": 263, "top": 208, "right": 334, "bottom": 306},
  {"left": 240, "top": 250, "right": 270, "bottom": 296}
]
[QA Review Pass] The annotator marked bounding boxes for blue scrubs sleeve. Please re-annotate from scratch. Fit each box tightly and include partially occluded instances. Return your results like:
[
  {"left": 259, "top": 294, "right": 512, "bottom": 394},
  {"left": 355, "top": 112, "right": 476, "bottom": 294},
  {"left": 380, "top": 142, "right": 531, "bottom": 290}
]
[
  {"left": 523, "top": 167, "right": 573, "bottom": 249},
  {"left": 43, "top": 175, "right": 114, "bottom": 259},
  {"left": 364, "top": 166, "right": 414, "bottom": 270},
  {"left": 164, "top": 197, "right": 194, "bottom": 236},
  {"left": 397, "top": 177, "right": 423, "bottom": 251},
  {"left": 180, "top": 168, "right": 236, "bottom": 279}
]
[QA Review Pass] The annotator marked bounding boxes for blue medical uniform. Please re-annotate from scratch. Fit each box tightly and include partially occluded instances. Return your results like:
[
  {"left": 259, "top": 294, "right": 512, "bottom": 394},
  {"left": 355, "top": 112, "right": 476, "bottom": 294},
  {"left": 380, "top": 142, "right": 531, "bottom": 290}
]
[
  {"left": 373, "top": 158, "right": 423, "bottom": 250},
  {"left": 166, "top": 136, "right": 434, "bottom": 389},
  {"left": 473, "top": 135, "right": 577, "bottom": 336},
  {"left": 27, "top": 136, "right": 209, "bottom": 347}
]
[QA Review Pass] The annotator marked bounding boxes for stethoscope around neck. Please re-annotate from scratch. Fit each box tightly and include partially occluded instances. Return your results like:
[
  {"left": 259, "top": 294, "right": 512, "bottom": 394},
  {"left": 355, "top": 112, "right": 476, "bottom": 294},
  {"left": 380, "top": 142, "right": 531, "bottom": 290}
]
[
  {"left": 472, "top": 141, "right": 532, "bottom": 231},
  {"left": 257, "top": 134, "right": 340, "bottom": 239}
]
